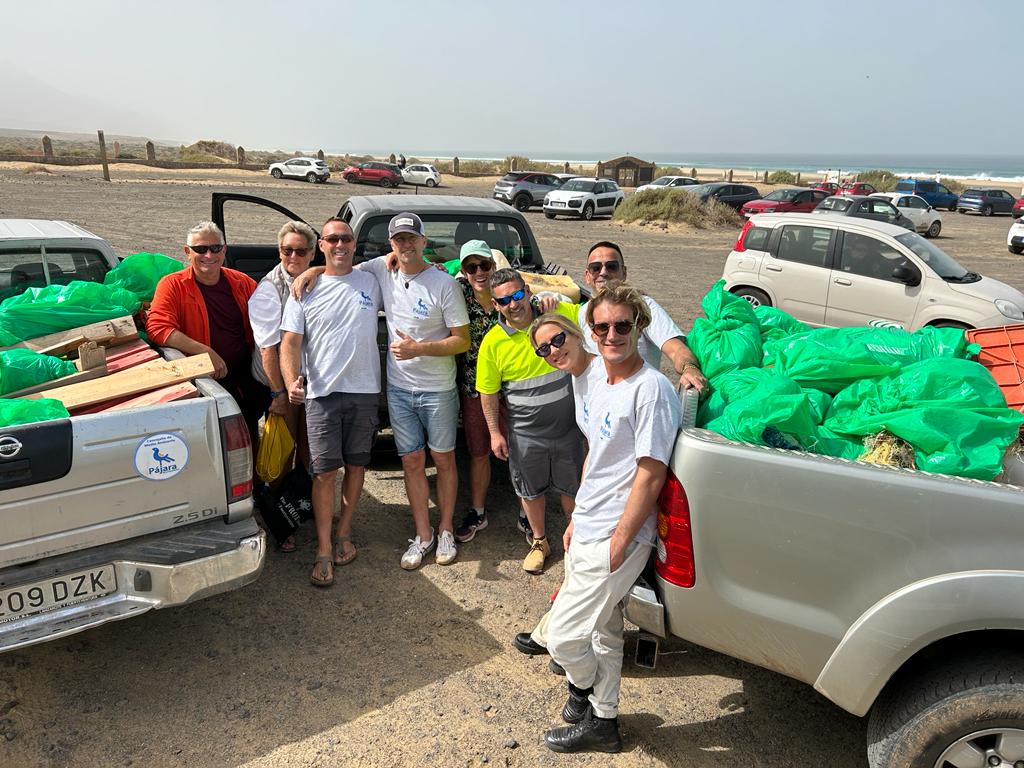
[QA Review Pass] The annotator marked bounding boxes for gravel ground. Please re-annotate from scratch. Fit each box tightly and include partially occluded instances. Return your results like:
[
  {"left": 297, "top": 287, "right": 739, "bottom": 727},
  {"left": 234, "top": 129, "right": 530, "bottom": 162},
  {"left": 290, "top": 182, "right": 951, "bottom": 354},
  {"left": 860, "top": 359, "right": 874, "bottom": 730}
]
[{"left": 0, "top": 164, "right": 1019, "bottom": 768}]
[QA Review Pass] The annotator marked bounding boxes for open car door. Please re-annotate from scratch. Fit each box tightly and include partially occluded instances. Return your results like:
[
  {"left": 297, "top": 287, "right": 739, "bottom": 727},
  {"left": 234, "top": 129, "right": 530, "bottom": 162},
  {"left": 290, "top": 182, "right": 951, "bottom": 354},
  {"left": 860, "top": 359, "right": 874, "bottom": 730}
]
[{"left": 211, "top": 193, "right": 325, "bottom": 282}]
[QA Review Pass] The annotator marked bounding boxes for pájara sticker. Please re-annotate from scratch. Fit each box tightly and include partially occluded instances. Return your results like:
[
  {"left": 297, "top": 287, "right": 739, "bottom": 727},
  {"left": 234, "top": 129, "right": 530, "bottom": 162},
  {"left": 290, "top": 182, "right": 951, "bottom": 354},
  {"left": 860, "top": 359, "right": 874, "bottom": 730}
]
[{"left": 134, "top": 433, "right": 189, "bottom": 480}]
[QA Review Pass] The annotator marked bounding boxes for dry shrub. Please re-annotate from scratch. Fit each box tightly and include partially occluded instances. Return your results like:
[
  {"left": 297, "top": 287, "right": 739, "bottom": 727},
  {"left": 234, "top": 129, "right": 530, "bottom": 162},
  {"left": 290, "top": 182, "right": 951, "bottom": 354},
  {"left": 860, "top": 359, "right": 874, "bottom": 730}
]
[
  {"left": 22, "top": 164, "right": 52, "bottom": 174},
  {"left": 613, "top": 189, "right": 742, "bottom": 229}
]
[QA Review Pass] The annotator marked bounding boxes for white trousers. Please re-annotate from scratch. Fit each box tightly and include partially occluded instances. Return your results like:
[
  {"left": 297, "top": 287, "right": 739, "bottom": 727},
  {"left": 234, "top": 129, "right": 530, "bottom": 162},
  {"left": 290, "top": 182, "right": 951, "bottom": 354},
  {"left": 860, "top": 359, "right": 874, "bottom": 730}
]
[{"left": 546, "top": 536, "right": 651, "bottom": 719}]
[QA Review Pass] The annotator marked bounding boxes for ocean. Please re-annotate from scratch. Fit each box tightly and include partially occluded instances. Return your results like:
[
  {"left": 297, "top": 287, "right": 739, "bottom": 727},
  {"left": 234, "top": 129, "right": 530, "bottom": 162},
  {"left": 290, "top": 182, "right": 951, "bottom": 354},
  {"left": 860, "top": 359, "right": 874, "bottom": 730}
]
[{"left": 331, "top": 149, "right": 1024, "bottom": 183}]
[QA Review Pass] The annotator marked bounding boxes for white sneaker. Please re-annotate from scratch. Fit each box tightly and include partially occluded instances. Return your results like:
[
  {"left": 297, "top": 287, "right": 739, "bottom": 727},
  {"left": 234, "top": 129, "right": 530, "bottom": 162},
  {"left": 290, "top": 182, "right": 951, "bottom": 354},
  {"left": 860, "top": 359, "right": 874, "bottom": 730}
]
[
  {"left": 401, "top": 529, "right": 435, "bottom": 570},
  {"left": 435, "top": 530, "right": 457, "bottom": 566}
]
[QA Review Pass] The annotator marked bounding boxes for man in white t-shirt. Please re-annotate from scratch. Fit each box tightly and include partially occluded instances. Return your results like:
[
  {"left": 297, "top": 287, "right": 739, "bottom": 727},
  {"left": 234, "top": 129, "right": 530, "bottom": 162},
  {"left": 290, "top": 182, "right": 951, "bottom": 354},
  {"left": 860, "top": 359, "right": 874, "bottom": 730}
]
[
  {"left": 279, "top": 218, "right": 383, "bottom": 588},
  {"left": 361, "top": 213, "right": 471, "bottom": 570},
  {"left": 578, "top": 241, "right": 706, "bottom": 392},
  {"left": 543, "top": 283, "right": 682, "bottom": 754}
]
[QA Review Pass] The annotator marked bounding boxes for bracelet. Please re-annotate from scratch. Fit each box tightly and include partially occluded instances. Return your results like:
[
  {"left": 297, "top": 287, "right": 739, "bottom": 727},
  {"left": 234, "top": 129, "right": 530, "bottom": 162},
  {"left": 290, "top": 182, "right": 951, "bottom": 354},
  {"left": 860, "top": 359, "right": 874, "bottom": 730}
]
[
  {"left": 682, "top": 363, "right": 701, "bottom": 373},
  {"left": 270, "top": 389, "right": 285, "bottom": 398}
]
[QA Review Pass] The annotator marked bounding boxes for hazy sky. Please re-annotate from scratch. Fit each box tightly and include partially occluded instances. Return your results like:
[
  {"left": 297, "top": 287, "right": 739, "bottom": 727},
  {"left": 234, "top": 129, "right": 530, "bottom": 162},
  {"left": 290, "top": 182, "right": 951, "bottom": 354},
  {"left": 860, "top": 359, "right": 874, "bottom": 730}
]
[{"left": 1, "top": 0, "right": 1018, "bottom": 157}]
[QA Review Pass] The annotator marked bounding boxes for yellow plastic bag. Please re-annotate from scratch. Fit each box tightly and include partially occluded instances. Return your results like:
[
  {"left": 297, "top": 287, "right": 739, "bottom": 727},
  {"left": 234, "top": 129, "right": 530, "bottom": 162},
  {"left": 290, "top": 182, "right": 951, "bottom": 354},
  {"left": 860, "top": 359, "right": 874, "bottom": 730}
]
[{"left": 256, "top": 414, "right": 295, "bottom": 484}]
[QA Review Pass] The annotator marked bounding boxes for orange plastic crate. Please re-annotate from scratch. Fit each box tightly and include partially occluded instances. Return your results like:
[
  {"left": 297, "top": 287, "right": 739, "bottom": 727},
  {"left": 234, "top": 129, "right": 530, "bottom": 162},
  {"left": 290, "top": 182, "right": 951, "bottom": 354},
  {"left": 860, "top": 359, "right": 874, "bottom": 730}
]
[{"left": 966, "top": 324, "right": 1024, "bottom": 411}]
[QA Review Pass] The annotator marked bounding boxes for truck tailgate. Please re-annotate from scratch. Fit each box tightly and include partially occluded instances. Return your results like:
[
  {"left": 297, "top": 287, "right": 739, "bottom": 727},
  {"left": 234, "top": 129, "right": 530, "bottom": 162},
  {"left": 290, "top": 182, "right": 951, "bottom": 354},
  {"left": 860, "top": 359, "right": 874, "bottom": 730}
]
[{"left": 0, "top": 396, "right": 230, "bottom": 567}]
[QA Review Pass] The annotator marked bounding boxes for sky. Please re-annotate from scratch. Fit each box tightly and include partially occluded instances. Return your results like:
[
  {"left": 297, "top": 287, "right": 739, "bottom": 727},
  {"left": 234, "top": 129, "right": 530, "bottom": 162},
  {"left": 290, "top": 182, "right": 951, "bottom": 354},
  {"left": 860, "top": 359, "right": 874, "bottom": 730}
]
[{"left": 0, "top": 0, "right": 1019, "bottom": 158}]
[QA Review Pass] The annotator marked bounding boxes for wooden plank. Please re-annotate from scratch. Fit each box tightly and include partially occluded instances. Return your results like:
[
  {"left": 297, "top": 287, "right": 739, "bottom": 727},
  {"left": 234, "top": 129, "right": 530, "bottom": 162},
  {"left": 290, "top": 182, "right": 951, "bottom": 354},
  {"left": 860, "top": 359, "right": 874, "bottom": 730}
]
[
  {"left": 2, "top": 365, "right": 109, "bottom": 399},
  {"left": 70, "top": 382, "right": 199, "bottom": 415},
  {"left": 105, "top": 347, "right": 159, "bottom": 373},
  {"left": 0, "top": 317, "right": 138, "bottom": 354},
  {"left": 35, "top": 335, "right": 87, "bottom": 357},
  {"left": 22, "top": 354, "right": 214, "bottom": 410},
  {"left": 103, "top": 338, "right": 151, "bottom": 362},
  {"left": 74, "top": 342, "right": 107, "bottom": 372}
]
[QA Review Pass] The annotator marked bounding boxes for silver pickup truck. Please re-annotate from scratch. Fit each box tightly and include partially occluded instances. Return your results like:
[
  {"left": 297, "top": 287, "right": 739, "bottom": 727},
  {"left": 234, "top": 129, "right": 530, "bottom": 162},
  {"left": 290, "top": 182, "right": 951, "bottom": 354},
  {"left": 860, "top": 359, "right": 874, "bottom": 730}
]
[
  {"left": 627, "top": 389, "right": 1024, "bottom": 768},
  {"left": 0, "top": 350, "right": 266, "bottom": 652}
]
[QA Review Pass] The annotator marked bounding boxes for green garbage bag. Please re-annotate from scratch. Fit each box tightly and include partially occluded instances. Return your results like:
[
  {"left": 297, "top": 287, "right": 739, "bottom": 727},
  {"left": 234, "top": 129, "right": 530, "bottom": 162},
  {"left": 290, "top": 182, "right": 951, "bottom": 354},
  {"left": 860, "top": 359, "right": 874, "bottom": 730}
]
[
  {"left": 442, "top": 258, "right": 461, "bottom": 277},
  {"left": 755, "top": 305, "right": 809, "bottom": 347},
  {"left": 0, "top": 281, "right": 141, "bottom": 347},
  {"left": 764, "top": 325, "right": 979, "bottom": 394},
  {"left": 0, "top": 349, "right": 78, "bottom": 396},
  {"left": 824, "top": 358, "right": 1024, "bottom": 480},
  {"left": 104, "top": 252, "right": 183, "bottom": 301},
  {"left": 688, "top": 281, "right": 762, "bottom": 380},
  {"left": 0, "top": 398, "right": 69, "bottom": 428}
]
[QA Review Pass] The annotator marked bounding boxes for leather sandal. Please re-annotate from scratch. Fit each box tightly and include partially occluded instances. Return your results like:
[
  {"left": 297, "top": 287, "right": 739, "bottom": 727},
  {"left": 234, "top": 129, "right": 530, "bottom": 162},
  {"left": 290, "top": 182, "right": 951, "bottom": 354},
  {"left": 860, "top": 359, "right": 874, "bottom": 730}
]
[
  {"left": 332, "top": 535, "right": 358, "bottom": 567},
  {"left": 310, "top": 555, "right": 334, "bottom": 587}
]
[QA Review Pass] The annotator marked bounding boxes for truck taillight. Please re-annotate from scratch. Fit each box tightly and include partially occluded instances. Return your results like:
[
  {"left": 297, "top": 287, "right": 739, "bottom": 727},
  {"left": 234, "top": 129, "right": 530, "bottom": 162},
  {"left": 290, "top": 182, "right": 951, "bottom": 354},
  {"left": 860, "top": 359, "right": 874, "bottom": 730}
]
[
  {"left": 734, "top": 219, "right": 754, "bottom": 252},
  {"left": 220, "top": 413, "right": 252, "bottom": 503},
  {"left": 655, "top": 471, "right": 694, "bottom": 588}
]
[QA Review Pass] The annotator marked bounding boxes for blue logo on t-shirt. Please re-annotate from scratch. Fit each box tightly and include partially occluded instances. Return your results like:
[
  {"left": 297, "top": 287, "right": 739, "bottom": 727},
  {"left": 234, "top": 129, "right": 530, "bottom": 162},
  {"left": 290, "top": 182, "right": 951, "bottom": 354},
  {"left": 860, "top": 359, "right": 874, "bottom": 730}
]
[
  {"left": 414, "top": 298, "right": 430, "bottom": 317},
  {"left": 582, "top": 402, "right": 589, "bottom": 424},
  {"left": 600, "top": 412, "right": 613, "bottom": 439},
  {"left": 358, "top": 290, "right": 374, "bottom": 309}
]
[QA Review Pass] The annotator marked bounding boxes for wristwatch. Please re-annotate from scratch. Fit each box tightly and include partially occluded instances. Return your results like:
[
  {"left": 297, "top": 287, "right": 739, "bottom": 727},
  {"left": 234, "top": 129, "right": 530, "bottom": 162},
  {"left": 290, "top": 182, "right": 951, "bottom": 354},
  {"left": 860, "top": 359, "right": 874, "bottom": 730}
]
[{"left": 270, "top": 389, "right": 286, "bottom": 398}]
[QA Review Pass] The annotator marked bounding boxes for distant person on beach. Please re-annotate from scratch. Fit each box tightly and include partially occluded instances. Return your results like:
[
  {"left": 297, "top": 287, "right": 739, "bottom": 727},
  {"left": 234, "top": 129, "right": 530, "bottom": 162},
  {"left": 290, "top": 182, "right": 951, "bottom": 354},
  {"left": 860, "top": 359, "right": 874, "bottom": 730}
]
[{"left": 398, "top": 154, "right": 407, "bottom": 169}]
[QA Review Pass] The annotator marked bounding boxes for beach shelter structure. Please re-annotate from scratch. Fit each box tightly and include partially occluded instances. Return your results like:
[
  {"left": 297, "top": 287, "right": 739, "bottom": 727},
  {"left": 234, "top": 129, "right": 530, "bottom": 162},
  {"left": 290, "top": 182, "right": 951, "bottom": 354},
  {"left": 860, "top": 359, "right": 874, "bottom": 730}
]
[{"left": 595, "top": 155, "right": 656, "bottom": 188}]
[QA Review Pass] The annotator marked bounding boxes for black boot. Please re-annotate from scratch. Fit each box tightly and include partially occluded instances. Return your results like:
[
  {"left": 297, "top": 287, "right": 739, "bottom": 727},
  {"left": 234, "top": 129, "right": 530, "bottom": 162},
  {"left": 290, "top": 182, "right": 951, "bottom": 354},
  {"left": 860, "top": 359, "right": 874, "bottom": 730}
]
[
  {"left": 544, "top": 710, "right": 622, "bottom": 753},
  {"left": 513, "top": 632, "right": 548, "bottom": 656},
  {"left": 561, "top": 682, "right": 592, "bottom": 724},
  {"left": 549, "top": 658, "right": 565, "bottom": 676}
]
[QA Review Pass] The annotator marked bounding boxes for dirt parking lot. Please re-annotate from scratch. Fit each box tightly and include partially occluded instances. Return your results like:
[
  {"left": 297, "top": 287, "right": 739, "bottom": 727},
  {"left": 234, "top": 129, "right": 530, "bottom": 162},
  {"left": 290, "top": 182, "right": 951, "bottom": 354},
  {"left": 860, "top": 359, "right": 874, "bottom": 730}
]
[{"left": 0, "top": 164, "right": 1020, "bottom": 768}]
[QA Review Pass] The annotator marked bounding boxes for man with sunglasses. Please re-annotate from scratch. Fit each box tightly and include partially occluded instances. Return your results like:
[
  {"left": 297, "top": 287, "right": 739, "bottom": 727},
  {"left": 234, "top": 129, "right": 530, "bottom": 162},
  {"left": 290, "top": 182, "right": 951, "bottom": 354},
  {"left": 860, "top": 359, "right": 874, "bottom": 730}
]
[
  {"left": 476, "top": 269, "right": 584, "bottom": 574},
  {"left": 580, "top": 242, "right": 706, "bottom": 392},
  {"left": 148, "top": 221, "right": 266, "bottom": 448},
  {"left": 542, "top": 283, "right": 681, "bottom": 754},
  {"left": 279, "top": 218, "right": 382, "bottom": 587}
]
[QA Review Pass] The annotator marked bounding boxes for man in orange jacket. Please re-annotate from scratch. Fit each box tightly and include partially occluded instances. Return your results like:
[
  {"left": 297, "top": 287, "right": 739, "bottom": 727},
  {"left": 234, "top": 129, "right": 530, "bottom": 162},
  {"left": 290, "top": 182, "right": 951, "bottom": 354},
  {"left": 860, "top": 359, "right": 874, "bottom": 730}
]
[{"left": 147, "top": 221, "right": 269, "bottom": 445}]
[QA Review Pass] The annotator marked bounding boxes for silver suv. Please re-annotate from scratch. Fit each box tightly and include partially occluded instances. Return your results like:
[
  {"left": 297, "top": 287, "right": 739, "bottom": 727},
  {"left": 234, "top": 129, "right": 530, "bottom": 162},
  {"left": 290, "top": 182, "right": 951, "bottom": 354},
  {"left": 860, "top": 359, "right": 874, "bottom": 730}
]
[{"left": 492, "top": 172, "right": 574, "bottom": 212}]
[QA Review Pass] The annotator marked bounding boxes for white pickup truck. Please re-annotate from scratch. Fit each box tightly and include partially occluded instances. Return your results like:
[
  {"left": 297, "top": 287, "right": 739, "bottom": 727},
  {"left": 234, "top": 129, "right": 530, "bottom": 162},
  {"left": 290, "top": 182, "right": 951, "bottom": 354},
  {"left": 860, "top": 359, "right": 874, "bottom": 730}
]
[
  {"left": 0, "top": 221, "right": 266, "bottom": 652},
  {"left": 626, "top": 389, "right": 1024, "bottom": 768}
]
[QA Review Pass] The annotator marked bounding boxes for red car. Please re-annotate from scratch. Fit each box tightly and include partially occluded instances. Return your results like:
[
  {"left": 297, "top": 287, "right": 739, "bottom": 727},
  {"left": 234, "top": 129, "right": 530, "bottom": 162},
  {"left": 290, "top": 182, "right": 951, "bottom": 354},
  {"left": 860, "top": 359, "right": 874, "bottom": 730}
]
[
  {"left": 837, "top": 182, "right": 877, "bottom": 196},
  {"left": 342, "top": 162, "right": 404, "bottom": 188},
  {"left": 1013, "top": 197, "right": 1024, "bottom": 219},
  {"left": 811, "top": 182, "right": 839, "bottom": 195},
  {"left": 741, "top": 188, "right": 830, "bottom": 217}
]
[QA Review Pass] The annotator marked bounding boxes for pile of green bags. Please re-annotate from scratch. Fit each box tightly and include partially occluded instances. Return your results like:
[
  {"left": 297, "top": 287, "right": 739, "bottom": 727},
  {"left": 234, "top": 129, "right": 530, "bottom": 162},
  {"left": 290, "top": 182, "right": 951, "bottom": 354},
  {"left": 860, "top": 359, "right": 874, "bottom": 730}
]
[
  {"left": 0, "top": 398, "right": 70, "bottom": 428},
  {"left": 0, "top": 349, "right": 78, "bottom": 396},
  {"left": 689, "top": 280, "right": 1024, "bottom": 481}
]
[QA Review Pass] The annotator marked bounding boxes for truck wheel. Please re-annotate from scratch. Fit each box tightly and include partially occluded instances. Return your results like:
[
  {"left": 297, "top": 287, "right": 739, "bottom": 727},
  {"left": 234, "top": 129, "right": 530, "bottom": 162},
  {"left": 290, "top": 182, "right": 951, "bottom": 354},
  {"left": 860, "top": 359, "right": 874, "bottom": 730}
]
[
  {"left": 271, "top": 168, "right": 283, "bottom": 179},
  {"left": 866, "top": 652, "right": 1024, "bottom": 768},
  {"left": 930, "top": 320, "right": 971, "bottom": 330},
  {"left": 513, "top": 194, "right": 532, "bottom": 212},
  {"left": 925, "top": 220, "right": 941, "bottom": 238},
  {"left": 732, "top": 287, "right": 771, "bottom": 308}
]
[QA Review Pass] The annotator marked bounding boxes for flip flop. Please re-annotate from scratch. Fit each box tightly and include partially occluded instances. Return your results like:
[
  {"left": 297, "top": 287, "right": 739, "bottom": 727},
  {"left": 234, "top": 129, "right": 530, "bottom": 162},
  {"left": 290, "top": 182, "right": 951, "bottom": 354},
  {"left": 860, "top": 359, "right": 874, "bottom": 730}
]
[
  {"left": 310, "top": 555, "right": 334, "bottom": 587},
  {"left": 333, "top": 535, "right": 358, "bottom": 567},
  {"left": 277, "top": 535, "right": 297, "bottom": 553}
]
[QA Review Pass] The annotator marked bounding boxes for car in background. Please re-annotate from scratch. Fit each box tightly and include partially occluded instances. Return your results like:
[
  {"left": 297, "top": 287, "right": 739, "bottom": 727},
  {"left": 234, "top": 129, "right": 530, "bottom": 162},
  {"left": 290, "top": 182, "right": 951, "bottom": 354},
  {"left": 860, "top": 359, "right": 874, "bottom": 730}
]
[
  {"left": 682, "top": 182, "right": 761, "bottom": 211},
  {"left": 870, "top": 192, "right": 943, "bottom": 238},
  {"left": 492, "top": 172, "right": 574, "bottom": 212},
  {"left": 635, "top": 176, "right": 700, "bottom": 194},
  {"left": 401, "top": 164, "right": 441, "bottom": 187},
  {"left": 268, "top": 158, "right": 330, "bottom": 183},
  {"left": 811, "top": 181, "right": 839, "bottom": 195},
  {"left": 342, "top": 162, "right": 404, "bottom": 188},
  {"left": 741, "top": 188, "right": 830, "bottom": 217},
  {"left": 1014, "top": 197, "right": 1024, "bottom": 219},
  {"left": 723, "top": 213, "right": 1024, "bottom": 330},
  {"left": 813, "top": 195, "right": 915, "bottom": 231},
  {"left": 837, "top": 181, "right": 877, "bottom": 196},
  {"left": 956, "top": 187, "right": 1017, "bottom": 216},
  {"left": 1009, "top": 218, "right": 1024, "bottom": 254},
  {"left": 543, "top": 177, "right": 624, "bottom": 220},
  {"left": 893, "top": 179, "right": 959, "bottom": 211}
]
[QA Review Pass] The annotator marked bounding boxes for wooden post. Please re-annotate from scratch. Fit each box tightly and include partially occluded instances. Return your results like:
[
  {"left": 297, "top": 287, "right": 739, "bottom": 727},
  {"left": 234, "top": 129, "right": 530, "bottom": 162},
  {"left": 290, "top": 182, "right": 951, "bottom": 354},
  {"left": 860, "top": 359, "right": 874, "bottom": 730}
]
[
  {"left": 317, "top": 149, "right": 325, "bottom": 161},
  {"left": 452, "top": 156, "right": 460, "bottom": 175},
  {"left": 763, "top": 170, "right": 769, "bottom": 183},
  {"left": 42, "top": 135, "right": 53, "bottom": 162},
  {"left": 691, "top": 167, "right": 697, "bottom": 179},
  {"left": 236, "top": 146, "right": 246, "bottom": 166},
  {"left": 795, "top": 171, "right": 802, "bottom": 186},
  {"left": 727, "top": 169, "right": 733, "bottom": 182},
  {"left": 145, "top": 141, "right": 156, "bottom": 161},
  {"left": 97, "top": 130, "right": 110, "bottom": 181}
]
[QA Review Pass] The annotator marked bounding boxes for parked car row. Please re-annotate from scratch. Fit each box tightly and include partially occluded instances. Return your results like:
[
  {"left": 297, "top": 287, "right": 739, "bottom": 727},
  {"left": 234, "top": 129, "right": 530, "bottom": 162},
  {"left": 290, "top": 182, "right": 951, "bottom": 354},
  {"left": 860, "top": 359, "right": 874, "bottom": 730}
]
[{"left": 268, "top": 160, "right": 442, "bottom": 188}]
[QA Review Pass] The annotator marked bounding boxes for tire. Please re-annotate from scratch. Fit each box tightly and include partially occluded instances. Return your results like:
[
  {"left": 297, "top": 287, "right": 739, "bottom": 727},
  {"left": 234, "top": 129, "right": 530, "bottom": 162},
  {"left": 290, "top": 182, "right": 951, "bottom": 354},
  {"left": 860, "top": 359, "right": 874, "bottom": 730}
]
[
  {"left": 1009, "top": 245, "right": 1024, "bottom": 255},
  {"left": 345, "top": 174, "right": 357, "bottom": 183},
  {"left": 425, "top": 179, "right": 436, "bottom": 188},
  {"left": 544, "top": 211, "right": 556, "bottom": 220},
  {"left": 306, "top": 172, "right": 317, "bottom": 183},
  {"left": 866, "top": 651, "right": 1024, "bottom": 768},
  {"left": 732, "top": 287, "right": 771, "bottom": 308},
  {"left": 379, "top": 178, "right": 392, "bottom": 188},
  {"left": 925, "top": 220, "right": 941, "bottom": 238},
  {"left": 270, "top": 168, "right": 283, "bottom": 179},
  {"left": 957, "top": 209, "right": 965, "bottom": 214},
  {"left": 982, "top": 205, "right": 993, "bottom": 217},
  {"left": 581, "top": 203, "right": 595, "bottom": 221},
  {"left": 948, "top": 203, "right": 957, "bottom": 212},
  {"left": 930, "top": 320, "right": 971, "bottom": 330},
  {"left": 513, "top": 194, "right": 532, "bottom": 212}
]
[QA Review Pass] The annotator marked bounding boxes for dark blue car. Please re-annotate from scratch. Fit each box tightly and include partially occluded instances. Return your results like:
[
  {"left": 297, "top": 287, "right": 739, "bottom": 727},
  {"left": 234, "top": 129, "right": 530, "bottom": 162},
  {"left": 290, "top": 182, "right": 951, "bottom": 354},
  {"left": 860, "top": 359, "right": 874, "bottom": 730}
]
[
  {"left": 956, "top": 187, "right": 1018, "bottom": 216},
  {"left": 893, "top": 179, "right": 959, "bottom": 211}
]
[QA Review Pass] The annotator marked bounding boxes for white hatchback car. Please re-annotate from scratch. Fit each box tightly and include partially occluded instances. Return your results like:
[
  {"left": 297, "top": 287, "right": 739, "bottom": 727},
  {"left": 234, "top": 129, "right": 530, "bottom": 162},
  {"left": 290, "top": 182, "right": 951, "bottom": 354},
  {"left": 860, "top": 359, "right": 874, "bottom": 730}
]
[
  {"left": 543, "top": 177, "right": 624, "bottom": 220},
  {"left": 1008, "top": 218, "right": 1024, "bottom": 255},
  {"left": 723, "top": 213, "right": 1024, "bottom": 330},
  {"left": 402, "top": 164, "right": 441, "bottom": 187},
  {"left": 268, "top": 157, "right": 330, "bottom": 183},
  {"left": 870, "top": 192, "right": 943, "bottom": 238},
  {"left": 636, "top": 176, "right": 699, "bottom": 194}
]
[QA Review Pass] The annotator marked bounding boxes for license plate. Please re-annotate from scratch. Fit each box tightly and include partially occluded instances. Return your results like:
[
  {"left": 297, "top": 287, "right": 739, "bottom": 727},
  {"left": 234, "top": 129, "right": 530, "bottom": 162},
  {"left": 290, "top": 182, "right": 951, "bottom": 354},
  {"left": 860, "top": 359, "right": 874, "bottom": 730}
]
[
  {"left": 0, "top": 565, "right": 117, "bottom": 622},
  {"left": 550, "top": 201, "right": 566, "bottom": 207}
]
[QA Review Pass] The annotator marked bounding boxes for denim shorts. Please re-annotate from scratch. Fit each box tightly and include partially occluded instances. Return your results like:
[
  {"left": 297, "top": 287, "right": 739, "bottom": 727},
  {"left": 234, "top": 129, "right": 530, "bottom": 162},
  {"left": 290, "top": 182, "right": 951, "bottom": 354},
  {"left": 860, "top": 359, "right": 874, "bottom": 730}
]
[{"left": 387, "top": 386, "right": 459, "bottom": 456}]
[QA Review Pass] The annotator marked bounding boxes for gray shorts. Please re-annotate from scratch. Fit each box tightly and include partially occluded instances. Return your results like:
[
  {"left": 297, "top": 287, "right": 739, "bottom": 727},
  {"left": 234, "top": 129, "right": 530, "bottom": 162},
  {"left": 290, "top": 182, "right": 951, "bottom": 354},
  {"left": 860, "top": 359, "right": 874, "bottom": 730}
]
[
  {"left": 305, "top": 392, "right": 379, "bottom": 474},
  {"left": 507, "top": 429, "right": 585, "bottom": 500}
]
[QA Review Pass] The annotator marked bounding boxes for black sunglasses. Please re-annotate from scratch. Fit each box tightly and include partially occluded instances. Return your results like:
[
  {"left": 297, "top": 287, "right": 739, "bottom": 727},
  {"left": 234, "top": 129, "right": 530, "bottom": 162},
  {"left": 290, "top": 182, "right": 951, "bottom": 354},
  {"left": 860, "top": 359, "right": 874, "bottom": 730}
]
[
  {"left": 534, "top": 331, "right": 567, "bottom": 358},
  {"left": 187, "top": 244, "right": 224, "bottom": 255},
  {"left": 463, "top": 260, "right": 493, "bottom": 276},
  {"left": 591, "top": 320, "right": 635, "bottom": 337},
  {"left": 495, "top": 288, "right": 526, "bottom": 306},
  {"left": 587, "top": 260, "right": 621, "bottom": 274},
  {"left": 321, "top": 234, "right": 354, "bottom": 244},
  {"left": 279, "top": 247, "right": 311, "bottom": 256}
]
